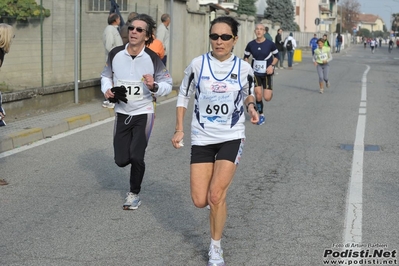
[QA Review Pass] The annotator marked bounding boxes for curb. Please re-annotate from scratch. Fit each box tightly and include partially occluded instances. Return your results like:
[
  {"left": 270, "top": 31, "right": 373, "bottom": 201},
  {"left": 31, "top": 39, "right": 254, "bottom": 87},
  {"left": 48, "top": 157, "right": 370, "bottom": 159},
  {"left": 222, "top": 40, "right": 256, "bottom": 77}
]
[{"left": 0, "top": 90, "right": 177, "bottom": 153}]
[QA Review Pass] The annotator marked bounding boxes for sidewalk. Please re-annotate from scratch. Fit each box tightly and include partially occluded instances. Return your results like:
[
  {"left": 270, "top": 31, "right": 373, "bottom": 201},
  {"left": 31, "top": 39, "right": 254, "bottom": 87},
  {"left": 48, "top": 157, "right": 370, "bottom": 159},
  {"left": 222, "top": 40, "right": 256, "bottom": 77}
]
[{"left": 0, "top": 90, "right": 177, "bottom": 153}]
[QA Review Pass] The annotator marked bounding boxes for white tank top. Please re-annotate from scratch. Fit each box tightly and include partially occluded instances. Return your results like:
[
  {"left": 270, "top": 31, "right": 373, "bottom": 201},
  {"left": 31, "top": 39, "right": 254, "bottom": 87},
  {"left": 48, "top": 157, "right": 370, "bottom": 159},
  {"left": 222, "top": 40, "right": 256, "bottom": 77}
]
[{"left": 191, "top": 54, "right": 247, "bottom": 146}]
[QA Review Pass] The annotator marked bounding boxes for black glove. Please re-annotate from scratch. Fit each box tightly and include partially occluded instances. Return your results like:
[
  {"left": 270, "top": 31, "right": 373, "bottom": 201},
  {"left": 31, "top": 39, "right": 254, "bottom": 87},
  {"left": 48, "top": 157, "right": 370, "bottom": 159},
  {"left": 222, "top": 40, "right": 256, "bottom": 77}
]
[{"left": 109, "top": 86, "right": 128, "bottom": 104}]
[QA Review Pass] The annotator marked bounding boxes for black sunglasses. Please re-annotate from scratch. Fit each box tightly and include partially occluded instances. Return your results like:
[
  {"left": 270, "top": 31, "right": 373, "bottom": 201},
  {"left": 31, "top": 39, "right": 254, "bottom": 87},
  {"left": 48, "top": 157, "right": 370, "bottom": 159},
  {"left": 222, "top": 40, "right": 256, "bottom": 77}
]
[
  {"left": 128, "top": 26, "right": 147, "bottom": 33},
  {"left": 209, "top": 34, "right": 235, "bottom": 41}
]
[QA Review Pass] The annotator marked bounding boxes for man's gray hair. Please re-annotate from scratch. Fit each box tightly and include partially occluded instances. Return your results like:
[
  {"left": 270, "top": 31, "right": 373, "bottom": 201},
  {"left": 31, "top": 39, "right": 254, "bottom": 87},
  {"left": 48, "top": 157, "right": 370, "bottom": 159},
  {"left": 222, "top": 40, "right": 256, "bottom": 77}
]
[{"left": 161, "top": 13, "right": 170, "bottom": 22}]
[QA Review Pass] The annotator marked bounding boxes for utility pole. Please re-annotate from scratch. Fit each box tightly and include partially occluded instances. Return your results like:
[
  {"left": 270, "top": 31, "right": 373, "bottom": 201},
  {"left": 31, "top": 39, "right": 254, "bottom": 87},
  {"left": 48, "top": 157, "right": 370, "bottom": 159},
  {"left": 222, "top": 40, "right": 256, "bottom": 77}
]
[{"left": 339, "top": 0, "right": 342, "bottom": 34}]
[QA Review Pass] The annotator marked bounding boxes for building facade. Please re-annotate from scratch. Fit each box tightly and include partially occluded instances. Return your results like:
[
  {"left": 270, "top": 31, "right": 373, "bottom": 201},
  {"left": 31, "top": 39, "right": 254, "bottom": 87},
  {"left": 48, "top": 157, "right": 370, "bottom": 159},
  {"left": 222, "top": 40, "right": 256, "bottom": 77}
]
[{"left": 354, "top": 14, "right": 385, "bottom": 33}]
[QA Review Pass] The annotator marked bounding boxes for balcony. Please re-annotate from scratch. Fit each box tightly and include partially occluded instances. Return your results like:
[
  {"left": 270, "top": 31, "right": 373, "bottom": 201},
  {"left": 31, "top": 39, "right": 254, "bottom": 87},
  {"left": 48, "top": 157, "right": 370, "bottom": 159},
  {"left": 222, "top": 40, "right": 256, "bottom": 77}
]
[
  {"left": 198, "top": 0, "right": 217, "bottom": 4},
  {"left": 320, "top": 0, "right": 329, "bottom": 6},
  {"left": 221, "top": 0, "right": 239, "bottom": 10},
  {"left": 198, "top": 0, "right": 239, "bottom": 10}
]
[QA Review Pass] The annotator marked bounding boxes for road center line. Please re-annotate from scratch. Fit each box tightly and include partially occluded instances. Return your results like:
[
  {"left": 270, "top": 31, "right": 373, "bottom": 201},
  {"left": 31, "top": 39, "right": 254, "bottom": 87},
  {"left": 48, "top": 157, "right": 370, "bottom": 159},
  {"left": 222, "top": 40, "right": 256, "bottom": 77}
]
[{"left": 343, "top": 65, "right": 370, "bottom": 245}]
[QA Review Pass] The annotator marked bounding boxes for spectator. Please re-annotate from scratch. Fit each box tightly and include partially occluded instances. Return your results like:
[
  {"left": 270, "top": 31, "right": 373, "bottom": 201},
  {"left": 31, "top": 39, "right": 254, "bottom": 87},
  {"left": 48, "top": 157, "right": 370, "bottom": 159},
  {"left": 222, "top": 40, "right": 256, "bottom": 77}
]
[
  {"left": 284, "top": 32, "right": 297, "bottom": 69},
  {"left": 309, "top": 33, "right": 318, "bottom": 56},
  {"left": 0, "top": 23, "right": 14, "bottom": 185},
  {"left": 323, "top": 34, "right": 331, "bottom": 47},
  {"left": 120, "top": 12, "right": 138, "bottom": 45},
  {"left": 102, "top": 13, "right": 123, "bottom": 109},
  {"left": 336, "top": 33, "right": 342, "bottom": 53},
  {"left": 0, "top": 23, "right": 14, "bottom": 128},
  {"left": 103, "top": 13, "right": 123, "bottom": 62},
  {"left": 264, "top": 26, "right": 273, "bottom": 42},
  {"left": 147, "top": 34, "right": 164, "bottom": 60},
  {"left": 156, "top": 13, "right": 170, "bottom": 65},
  {"left": 275, "top": 28, "right": 285, "bottom": 69}
]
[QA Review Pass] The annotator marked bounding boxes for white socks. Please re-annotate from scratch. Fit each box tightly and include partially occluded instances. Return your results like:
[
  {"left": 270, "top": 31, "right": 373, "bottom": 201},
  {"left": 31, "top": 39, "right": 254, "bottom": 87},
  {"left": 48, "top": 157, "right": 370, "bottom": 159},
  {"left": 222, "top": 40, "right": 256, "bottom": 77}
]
[{"left": 211, "top": 238, "right": 221, "bottom": 248}]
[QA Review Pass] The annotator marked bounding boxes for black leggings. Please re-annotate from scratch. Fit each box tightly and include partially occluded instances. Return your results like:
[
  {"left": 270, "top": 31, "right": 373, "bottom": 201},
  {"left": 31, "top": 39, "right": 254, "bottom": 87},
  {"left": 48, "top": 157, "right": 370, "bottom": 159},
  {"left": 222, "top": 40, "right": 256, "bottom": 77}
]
[{"left": 113, "top": 113, "right": 154, "bottom": 194}]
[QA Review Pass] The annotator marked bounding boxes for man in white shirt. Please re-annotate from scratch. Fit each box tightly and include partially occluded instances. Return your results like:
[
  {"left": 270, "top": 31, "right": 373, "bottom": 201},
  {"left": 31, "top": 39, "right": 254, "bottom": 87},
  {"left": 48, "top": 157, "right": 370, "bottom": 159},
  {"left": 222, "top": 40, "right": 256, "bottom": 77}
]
[
  {"left": 103, "top": 13, "right": 123, "bottom": 62},
  {"left": 283, "top": 32, "right": 297, "bottom": 69},
  {"left": 101, "top": 14, "right": 173, "bottom": 210},
  {"left": 102, "top": 13, "right": 123, "bottom": 108},
  {"left": 156, "top": 13, "right": 170, "bottom": 65}
]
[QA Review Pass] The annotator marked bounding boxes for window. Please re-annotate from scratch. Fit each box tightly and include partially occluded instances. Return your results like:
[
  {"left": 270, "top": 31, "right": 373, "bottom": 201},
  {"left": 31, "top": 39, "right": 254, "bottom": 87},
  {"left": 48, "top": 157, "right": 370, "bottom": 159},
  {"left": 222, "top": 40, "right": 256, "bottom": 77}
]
[{"left": 88, "top": 0, "right": 127, "bottom": 12}]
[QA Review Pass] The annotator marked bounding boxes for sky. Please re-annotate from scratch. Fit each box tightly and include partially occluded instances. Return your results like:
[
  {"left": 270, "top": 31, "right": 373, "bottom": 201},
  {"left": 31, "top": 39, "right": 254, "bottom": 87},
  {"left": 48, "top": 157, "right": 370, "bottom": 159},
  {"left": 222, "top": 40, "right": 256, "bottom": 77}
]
[
  {"left": 360, "top": 0, "right": 399, "bottom": 27},
  {"left": 255, "top": 0, "right": 399, "bottom": 28}
]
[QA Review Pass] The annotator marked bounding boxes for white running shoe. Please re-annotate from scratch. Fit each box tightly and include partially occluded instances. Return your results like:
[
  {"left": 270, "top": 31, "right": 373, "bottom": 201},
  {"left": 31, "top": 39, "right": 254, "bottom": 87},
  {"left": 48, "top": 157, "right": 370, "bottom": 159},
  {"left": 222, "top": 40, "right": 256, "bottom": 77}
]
[
  {"left": 123, "top": 192, "right": 141, "bottom": 210},
  {"left": 207, "top": 245, "right": 225, "bottom": 266},
  {"left": 102, "top": 100, "right": 115, "bottom": 108}
]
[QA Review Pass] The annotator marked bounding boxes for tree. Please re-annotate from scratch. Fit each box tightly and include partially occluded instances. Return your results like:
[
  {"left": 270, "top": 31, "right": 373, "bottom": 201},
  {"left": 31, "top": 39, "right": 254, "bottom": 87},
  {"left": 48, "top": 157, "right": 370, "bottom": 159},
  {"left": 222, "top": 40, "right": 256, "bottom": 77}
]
[
  {"left": 339, "top": 0, "right": 360, "bottom": 33},
  {"left": 264, "top": 0, "right": 296, "bottom": 31},
  {"left": 236, "top": 0, "right": 257, "bottom": 17},
  {"left": 358, "top": 28, "right": 371, "bottom": 38},
  {"left": 0, "top": 0, "right": 50, "bottom": 21},
  {"left": 391, "top": 13, "right": 399, "bottom": 33}
]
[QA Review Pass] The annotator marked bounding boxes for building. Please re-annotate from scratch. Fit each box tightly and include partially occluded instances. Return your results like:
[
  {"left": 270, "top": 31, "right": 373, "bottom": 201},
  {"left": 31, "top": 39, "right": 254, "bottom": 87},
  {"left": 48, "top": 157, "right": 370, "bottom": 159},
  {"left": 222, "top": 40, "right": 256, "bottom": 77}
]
[
  {"left": 197, "top": 0, "right": 239, "bottom": 10},
  {"left": 260, "top": 0, "right": 340, "bottom": 33},
  {"left": 294, "top": 0, "right": 339, "bottom": 33},
  {"left": 354, "top": 13, "right": 385, "bottom": 33}
]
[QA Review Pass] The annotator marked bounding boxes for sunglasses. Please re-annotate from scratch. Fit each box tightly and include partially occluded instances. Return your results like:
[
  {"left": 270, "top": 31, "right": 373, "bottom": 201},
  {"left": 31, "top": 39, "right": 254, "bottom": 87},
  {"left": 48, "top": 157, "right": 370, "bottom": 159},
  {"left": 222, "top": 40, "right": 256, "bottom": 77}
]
[
  {"left": 128, "top": 26, "right": 147, "bottom": 33},
  {"left": 209, "top": 34, "right": 235, "bottom": 41}
]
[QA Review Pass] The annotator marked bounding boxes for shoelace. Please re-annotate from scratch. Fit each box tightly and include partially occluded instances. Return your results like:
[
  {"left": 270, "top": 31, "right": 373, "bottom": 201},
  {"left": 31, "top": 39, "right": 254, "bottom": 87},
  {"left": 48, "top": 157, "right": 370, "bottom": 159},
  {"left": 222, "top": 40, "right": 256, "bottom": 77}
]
[
  {"left": 126, "top": 193, "right": 135, "bottom": 201},
  {"left": 209, "top": 245, "right": 223, "bottom": 260}
]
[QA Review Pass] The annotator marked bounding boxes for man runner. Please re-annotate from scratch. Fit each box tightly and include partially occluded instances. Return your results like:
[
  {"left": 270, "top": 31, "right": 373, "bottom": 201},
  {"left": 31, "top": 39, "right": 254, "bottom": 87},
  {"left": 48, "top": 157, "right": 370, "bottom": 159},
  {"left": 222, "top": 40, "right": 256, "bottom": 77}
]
[{"left": 244, "top": 23, "right": 279, "bottom": 125}]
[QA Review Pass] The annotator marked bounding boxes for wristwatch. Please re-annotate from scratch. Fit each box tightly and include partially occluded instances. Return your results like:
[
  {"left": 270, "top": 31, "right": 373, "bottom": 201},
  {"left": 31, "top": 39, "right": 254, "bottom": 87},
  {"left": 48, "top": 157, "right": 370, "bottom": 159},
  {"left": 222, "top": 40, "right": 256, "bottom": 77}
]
[{"left": 152, "top": 83, "right": 159, "bottom": 93}]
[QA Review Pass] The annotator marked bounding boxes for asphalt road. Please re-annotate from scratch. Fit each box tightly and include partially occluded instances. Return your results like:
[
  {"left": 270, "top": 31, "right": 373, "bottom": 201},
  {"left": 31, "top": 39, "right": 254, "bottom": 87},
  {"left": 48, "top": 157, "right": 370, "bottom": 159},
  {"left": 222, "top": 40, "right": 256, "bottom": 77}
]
[{"left": 1, "top": 44, "right": 398, "bottom": 266}]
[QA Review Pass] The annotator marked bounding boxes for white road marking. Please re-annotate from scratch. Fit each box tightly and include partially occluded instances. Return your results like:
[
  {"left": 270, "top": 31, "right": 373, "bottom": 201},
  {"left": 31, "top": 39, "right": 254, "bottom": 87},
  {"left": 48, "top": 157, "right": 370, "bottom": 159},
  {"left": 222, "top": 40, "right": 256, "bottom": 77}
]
[
  {"left": 0, "top": 96, "right": 179, "bottom": 159},
  {"left": 343, "top": 65, "right": 370, "bottom": 246},
  {"left": 0, "top": 117, "right": 115, "bottom": 159}
]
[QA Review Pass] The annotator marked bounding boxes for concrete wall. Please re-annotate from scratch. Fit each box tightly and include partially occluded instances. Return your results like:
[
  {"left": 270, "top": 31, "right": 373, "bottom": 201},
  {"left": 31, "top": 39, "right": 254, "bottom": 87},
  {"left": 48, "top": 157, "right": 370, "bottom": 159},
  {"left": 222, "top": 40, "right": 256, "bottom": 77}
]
[
  {"left": 2, "top": 0, "right": 259, "bottom": 95},
  {"left": 1, "top": 1, "right": 260, "bottom": 119},
  {"left": 2, "top": 79, "right": 103, "bottom": 119},
  {"left": 1, "top": 1, "right": 160, "bottom": 91}
]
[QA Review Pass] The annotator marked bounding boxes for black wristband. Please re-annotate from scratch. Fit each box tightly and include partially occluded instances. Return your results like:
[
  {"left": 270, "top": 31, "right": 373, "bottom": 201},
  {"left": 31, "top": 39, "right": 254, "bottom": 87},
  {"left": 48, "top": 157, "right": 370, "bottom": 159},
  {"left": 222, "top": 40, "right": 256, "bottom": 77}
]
[{"left": 246, "top": 102, "right": 257, "bottom": 112}]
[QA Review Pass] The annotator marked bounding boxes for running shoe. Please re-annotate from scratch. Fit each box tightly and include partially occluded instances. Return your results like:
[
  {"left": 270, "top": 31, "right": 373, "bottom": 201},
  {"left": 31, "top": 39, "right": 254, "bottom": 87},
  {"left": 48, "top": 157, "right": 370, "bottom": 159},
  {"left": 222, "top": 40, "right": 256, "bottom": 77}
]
[
  {"left": 257, "top": 114, "right": 265, "bottom": 125},
  {"left": 319, "top": 88, "right": 324, "bottom": 94},
  {"left": 102, "top": 100, "right": 115, "bottom": 109},
  {"left": 326, "top": 81, "right": 330, "bottom": 88},
  {"left": 123, "top": 192, "right": 141, "bottom": 210},
  {"left": 207, "top": 245, "right": 225, "bottom": 266}
]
